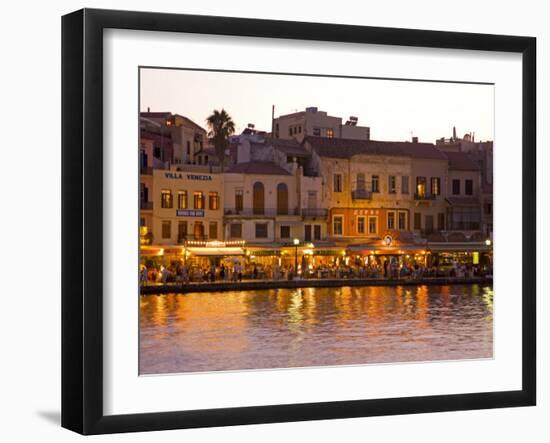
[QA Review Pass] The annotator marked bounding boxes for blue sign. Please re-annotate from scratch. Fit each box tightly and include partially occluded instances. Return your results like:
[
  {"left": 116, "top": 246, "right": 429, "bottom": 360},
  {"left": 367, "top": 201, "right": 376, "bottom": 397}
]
[{"left": 176, "top": 209, "right": 205, "bottom": 217}]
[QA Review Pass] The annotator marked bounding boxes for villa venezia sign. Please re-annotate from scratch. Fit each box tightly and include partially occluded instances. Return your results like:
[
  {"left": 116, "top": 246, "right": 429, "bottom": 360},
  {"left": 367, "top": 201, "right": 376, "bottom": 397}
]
[
  {"left": 176, "top": 209, "right": 205, "bottom": 217},
  {"left": 164, "top": 172, "right": 213, "bottom": 181}
]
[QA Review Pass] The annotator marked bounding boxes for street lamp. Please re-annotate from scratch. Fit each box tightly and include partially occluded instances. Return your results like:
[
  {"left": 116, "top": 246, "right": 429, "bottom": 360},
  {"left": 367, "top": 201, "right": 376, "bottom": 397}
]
[
  {"left": 485, "top": 239, "right": 492, "bottom": 247},
  {"left": 293, "top": 238, "right": 300, "bottom": 275}
]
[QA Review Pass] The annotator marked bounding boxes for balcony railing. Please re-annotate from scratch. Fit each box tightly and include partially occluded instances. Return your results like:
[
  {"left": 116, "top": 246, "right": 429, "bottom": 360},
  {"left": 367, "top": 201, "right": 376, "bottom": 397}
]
[
  {"left": 224, "top": 208, "right": 300, "bottom": 216},
  {"left": 301, "top": 208, "right": 328, "bottom": 217},
  {"left": 351, "top": 189, "right": 372, "bottom": 200},
  {"left": 140, "top": 201, "right": 153, "bottom": 210},
  {"left": 140, "top": 166, "right": 153, "bottom": 175},
  {"left": 447, "top": 222, "right": 481, "bottom": 231},
  {"left": 414, "top": 193, "right": 437, "bottom": 200}
]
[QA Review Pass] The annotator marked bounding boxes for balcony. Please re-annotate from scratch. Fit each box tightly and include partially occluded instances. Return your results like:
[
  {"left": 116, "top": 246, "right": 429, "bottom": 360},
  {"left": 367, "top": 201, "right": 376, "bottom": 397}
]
[
  {"left": 351, "top": 189, "right": 372, "bottom": 200},
  {"left": 140, "top": 201, "right": 153, "bottom": 210},
  {"left": 140, "top": 166, "right": 153, "bottom": 175},
  {"left": 414, "top": 193, "right": 436, "bottom": 200},
  {"left": 301, "top": 208, "right": 328, "bottom": 217},
  {"left": 224, "top": 208, "right": 300, "bottom": 217}
]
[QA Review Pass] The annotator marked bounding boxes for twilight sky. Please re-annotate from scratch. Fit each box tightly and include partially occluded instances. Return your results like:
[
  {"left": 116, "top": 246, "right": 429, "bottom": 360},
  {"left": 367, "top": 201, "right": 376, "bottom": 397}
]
[{"left": 140, "top": 68, "right": 494, "bottom": 144}]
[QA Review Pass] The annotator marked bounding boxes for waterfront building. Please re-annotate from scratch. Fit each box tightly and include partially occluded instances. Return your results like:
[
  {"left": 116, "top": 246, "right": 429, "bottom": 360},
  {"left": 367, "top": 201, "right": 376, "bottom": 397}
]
[
  {"left": 272, "top": 106, "right": 370, "bottom": 142},
  {"left": 150, "top": 168, "right": 224, "bottom": 246},
  {"left": 304, "top": 136, "right": 453, "bottom": 239},
  {"left": 443, "top": 151, "right": 483, "bottom": 234},
  {"left": 140, "top": 111, "right": 207, "bottom": 165},
  {"left": 407, "top": 141, "right": 449, "bottom": 237},
  {"left": 139, "top": 125, "right": 173, "bottom": 245},
  {"left": 436, "top": 129, "right": 493, "bottom": 239},
  {"left": 223, "top": 137, "right": 326, "bottom": 244}
]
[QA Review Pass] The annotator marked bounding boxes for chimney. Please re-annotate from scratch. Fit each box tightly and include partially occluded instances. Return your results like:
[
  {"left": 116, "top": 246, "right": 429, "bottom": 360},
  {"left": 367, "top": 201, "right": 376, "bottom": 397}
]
[
  {"left": 147, "top": 107, "right": 150, "bottom": 112},
  {"left": 412, "top": 136, "right": 419, "bottom": 143},
  {"left": 452, "top": 126, "right": 457, "bottom": 140}
]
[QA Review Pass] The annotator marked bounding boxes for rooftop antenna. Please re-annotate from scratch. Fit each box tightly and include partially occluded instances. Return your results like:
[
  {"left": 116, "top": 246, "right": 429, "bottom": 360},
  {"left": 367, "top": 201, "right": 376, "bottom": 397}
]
[{"left": 271, "top": 104, "right": 275, "bottom": 138}]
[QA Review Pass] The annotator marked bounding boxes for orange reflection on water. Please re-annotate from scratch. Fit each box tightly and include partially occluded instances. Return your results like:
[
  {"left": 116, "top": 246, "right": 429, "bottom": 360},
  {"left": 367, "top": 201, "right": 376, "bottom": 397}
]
[{"left": 139, "top": 284, "right": 494, "bottom": 374}]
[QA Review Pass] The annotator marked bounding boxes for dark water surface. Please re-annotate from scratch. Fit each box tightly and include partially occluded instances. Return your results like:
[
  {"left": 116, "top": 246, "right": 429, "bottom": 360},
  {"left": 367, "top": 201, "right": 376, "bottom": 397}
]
[{"left": 139, "top": 284, "right": 493, "bottom": 374}]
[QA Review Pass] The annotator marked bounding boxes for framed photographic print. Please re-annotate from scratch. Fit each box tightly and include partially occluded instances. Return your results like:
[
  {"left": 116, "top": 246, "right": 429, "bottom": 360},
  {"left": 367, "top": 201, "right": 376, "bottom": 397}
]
[{"left": 62, "top": 8, "right": 536, "bottom": 435}]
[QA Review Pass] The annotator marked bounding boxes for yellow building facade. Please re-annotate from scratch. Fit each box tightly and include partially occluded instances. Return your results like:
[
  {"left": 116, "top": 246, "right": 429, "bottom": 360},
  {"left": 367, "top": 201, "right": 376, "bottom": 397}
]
[{"left": 151, "top": 169, "right": 224, "bottom": 245}]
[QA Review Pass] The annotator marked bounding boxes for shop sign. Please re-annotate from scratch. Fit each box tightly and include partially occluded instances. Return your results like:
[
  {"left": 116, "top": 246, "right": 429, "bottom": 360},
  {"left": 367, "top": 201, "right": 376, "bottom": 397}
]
[
  {"left": 164, "top": 172, "right": 213, "bottom": 181},
  {"left": 176, "top": 209, "right": 204, "bottom": 217}
]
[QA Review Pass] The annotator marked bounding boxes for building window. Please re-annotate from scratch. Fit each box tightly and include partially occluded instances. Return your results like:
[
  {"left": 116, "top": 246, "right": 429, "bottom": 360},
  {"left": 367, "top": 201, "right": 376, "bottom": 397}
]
[
  {"left": 255, "top": 223, "right": 268, "bottom": 238},
  {"left": 140, "top": 217, "right": 145, "bottom": 227},
  {"left": 178, "top": 221, "right": 187, "bottom": 242},
  {"left": 209, "top": 192, "right": 219, "bottom": 210},
  {"left": 402, "top": 175, "right": 409, "bottom": 194},
  {"left": 326, "top": 128, "right": 334, "bottom": 138},
  {"left": 194, "top": 221, "right": 204, "bottom": 239},
  {"left": 288, "top": 127, "right": 293, "bottom": 136},
  {"left": 140, "top": 183, "right": 148, "bottom": 204},
  {"left": 387, "top": 211, "right": 395, "bottom": 230},
  {"left": 368, "top": 216, "right": 378, "bottom": 234},
  {"left": 437, "top": 213, "right": 445, "bottom": 231},
  {"left": 414, "top": 212, "right": 421, "bottom": 230},
  {"left": 276, "top": 183, "right": 289, "bottom": 215},
  {"left": 194, "top": 191, "right": 204, "bottom": 209},
  {"left": 398, "top": 211, "right": 407, "bottom": 230},
  {"left": 425, "top": 215, "right": 434, "bottom": 234},
  {"left": 314, "top": 225, "right": 321, "bottom": 240},
  {"left": 161, "top": 190, "right": 173, "bottom": 208},
  {"left": 209, "top": 221, "right": 218, "bottom": 240},
  {"left": 357, "top": 216, "right": 366, "bottom": 234},
  {"left": 333, "top": 215, "right": 343, "bottom": 236},
  {"left": 371, "top": 175, "right": 380, "bottom": 193},
  {"left": 253, "top": 182, "right": 265, "bottom": 215},
  {"left": 298, "top": 126, "right": 302, "bottom": 133},
  {"left": 280, "top": 225, "right": 290, "bottom": 239},
  {"left": 452, "top": 179, "right": 461, "bottom": 195},
  {"left": 416, "top": 177, "right": 426, "bottom": 197},
  {"left": 230, "top": 223, "right": 242, "bottom": 239},
  {"left": 446, "top": 207, "right": 481, "bottom": 230},
  {"left": 356, "top": 173, "right": 366, "bottom": 191},
  {"left": 161, "top": 220, "right": 171, "bottom": 239},
  {"left": 389, "top": 175, "right": 396, "bottom": 194},
  {"left": 235, "top": 188, "right": 243, "bottom": 212},
  {"left": 431, "top": 177, "right": 441, "bottom": 196},
  {"left": 313, "top": 127, "right": 321, "bottom": 136},
  {"left": 465, "top": 179, "right": 473, "bottom": 195},
  {"left": 305, "top": 224, "right": 312, "bottom": 242},
  {"left": 333, "top": 174, "right": 343, "bottom": 192},
  {"left": 177, "top": 191, "right": 187, "bottom": 209},
  {"left": 307, "top": 191, "right": 317, "bottom": 210},
  {"left": 485, "top": 202, "right": 493, "bottom": 215}
]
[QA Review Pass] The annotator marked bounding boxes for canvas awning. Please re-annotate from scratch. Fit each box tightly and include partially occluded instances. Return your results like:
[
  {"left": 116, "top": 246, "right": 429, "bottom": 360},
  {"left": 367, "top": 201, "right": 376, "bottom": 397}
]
[
  {"left": 186, "top": 247, "right": 245, "bottom": 256},
  {"left": 427, "top": 242, "right": 492, "bottom": 252},
  {"left": 347, "top": 244, "right": 427, "bottom": 254}
]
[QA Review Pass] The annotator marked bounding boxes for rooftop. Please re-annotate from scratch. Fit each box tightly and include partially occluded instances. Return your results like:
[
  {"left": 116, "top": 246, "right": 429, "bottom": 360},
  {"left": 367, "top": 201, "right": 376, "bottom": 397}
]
[
  {"left": 304, "top": 136, "right": 447, "bottom": 160},
  {"left": 444, "top": 151, "right": 481, "bottom": 171},
  {"left": 225, "top": 161, "right": 292, "bottom": 175}
]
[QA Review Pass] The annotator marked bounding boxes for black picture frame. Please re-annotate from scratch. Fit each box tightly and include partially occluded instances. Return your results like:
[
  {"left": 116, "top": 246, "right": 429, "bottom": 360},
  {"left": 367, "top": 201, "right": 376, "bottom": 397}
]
[{"left": 62, "top": 8, "right": 536, "bottom": 435}]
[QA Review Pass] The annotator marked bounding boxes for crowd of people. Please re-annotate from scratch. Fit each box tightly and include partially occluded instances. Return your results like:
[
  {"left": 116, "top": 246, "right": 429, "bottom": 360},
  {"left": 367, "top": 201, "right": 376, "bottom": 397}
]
[{"left": 139, "top": 258, "right": 492, "bottom": 286}]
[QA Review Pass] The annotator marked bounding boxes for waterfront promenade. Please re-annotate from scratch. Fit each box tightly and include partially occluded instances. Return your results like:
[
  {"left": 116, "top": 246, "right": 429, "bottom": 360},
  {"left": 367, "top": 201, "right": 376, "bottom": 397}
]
[{"left": 140, "top": 276, "right": 492, "bottom": 295}]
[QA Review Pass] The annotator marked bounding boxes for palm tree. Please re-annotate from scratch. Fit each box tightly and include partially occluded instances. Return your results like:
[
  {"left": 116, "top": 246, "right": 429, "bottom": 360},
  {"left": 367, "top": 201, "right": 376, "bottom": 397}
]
[{"left": 206, "top": 109, "right": 235, "bottom": 172}]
